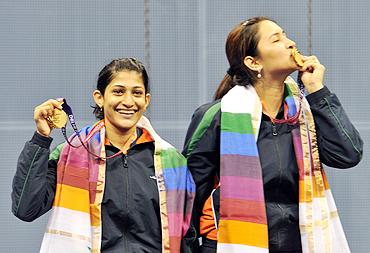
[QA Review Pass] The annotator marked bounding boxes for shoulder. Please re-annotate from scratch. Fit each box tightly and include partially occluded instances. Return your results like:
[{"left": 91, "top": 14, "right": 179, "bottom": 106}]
[
  {"left": 184, "top": 100, "right": 221, "bottom": 156},
  {"left": 192, "top": 100, "right": 221, "bottom": 120}
]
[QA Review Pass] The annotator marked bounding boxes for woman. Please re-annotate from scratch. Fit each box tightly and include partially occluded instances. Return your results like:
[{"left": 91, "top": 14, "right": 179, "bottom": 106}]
[
  {"left": 12, "top": 58, "right": 195, "bottom": 253},
  {"left": 183, "top": 17, "right": 363, "bottom": 253}
]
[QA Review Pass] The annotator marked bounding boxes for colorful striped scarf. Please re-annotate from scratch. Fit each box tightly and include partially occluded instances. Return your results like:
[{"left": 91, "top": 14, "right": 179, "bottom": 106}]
[
  {"left": 39, "top": 116, "right": 195, "bottom": 253},
  {"left": 218, "top": 77, "right": 350, "bottom": 252}
]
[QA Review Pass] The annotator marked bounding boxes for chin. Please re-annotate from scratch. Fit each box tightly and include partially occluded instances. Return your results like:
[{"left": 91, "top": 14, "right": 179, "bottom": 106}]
[
  {"left": 114, "top": 121, "right": 138, "bottom": 133},
  {"left": 273, "top": 68, "right": 296, "bottom": 77}
]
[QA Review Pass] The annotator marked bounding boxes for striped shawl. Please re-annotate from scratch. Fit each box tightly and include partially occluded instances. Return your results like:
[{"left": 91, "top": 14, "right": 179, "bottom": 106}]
[
  {"left": 217, "top": 77, "right": 350, "bottom": 252},
  {"left": 39, "top": 116, "right": 195, "bottom": 253}
]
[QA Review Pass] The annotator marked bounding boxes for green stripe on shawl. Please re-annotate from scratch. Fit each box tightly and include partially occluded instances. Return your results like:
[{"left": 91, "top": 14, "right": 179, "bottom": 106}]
[
  {"left": 185, "top": 102, "right": 221, "bottom": 156},
  {"left": 221, "top": 112, "right": 253, "bottom": 134},
  {"left": 285, "top": 84, "right": 293, "bottom": 97},
  {"left": 160, "top": 148, "right": 187, "bottom": 169},
  {"left": 49, "top": 143, "right": 65, "bottom": 161}
]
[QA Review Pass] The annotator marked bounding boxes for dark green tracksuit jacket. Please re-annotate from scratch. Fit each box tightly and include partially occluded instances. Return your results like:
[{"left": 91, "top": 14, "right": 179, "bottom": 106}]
[{"left": 183, "top": 86, "right": 363, "bottom": 252}]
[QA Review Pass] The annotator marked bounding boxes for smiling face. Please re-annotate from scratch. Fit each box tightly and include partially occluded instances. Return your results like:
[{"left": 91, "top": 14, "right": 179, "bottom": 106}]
[
  {"left": 253, "top": 20, "right": 299, "bottom": 75},
  {"left": 93, "top": 70, "right": 150, "bottom": 135}
]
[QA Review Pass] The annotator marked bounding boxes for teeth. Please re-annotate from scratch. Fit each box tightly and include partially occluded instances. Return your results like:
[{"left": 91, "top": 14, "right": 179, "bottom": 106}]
[{"left": 117, "top": 110, "right": 135, "bottom": 114}]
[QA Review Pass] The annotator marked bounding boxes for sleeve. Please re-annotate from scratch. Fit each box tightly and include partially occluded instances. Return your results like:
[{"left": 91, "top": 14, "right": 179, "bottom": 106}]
[
  {"left": 183, "top": 102, "right": 221, "bottom": 234},
  {"left": 11, "top": 131, "right": 63, "bottom": 222},
  {"left": 306, "top": 86, "right": 363, "bottom": 168}
]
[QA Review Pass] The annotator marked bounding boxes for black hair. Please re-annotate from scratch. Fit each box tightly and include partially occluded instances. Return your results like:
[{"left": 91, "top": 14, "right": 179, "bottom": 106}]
[
  {"left": 93, "top": 57, "right": 149, "bottom": 119},
  {"left": 214, "top": 16, "right": 275, "bottom": 100}
]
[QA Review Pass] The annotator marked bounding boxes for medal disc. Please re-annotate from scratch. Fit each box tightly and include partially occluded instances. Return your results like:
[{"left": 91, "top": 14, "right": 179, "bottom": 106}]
[
  {"left": 47, "top": 108, "right": 68, "bottom": 129},
  {"left": 292, "top": 48, "right": 304, "bottom": 67}
]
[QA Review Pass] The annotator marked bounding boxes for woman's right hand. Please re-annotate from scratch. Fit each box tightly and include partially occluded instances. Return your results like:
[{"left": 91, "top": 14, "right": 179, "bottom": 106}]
[{"left": 34, "top": 99, "right": 63, "bottom": 137}]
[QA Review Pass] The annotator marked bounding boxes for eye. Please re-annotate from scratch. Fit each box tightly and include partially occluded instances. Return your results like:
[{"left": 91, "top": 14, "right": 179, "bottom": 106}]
[
  {"left": 271, "top": 36, "right": 280, "bottom": 43},
  {"left": 112, "top": 89, "right": 124, "bottom": 95},
  {"left": 133, "top": 90, "right": 144, "bottom": 96}
]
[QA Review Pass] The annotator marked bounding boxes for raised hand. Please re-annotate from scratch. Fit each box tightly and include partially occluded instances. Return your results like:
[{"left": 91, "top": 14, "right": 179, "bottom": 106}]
[
  {"left": 34, "top": 99, "right": 63, "bottom": 137},
  {"left": 299, "top": 55, "right": 325, "bottom": 94}
]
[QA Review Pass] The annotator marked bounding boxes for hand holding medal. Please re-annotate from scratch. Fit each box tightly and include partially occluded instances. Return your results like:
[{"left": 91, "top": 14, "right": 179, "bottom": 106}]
[
  {"left": 34, "top": 99, "right": 66, "bottom": 137},
  {"left": 291, "top": 47, "right": 325, "bottom": 94}
]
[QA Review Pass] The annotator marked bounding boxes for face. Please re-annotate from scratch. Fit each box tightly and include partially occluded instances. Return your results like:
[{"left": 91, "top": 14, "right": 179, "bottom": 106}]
[
  {"left": 254, "top": 20, "right": 298, "bottom": 75},
  {"left": 93, "top": 70, "right": 150, "bottom": 134}
]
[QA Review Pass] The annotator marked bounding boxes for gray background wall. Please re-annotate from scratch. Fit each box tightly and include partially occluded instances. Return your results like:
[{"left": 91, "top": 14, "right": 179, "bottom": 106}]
[{"left": 0, "top": 0, "right": 368, "bottom": 252}]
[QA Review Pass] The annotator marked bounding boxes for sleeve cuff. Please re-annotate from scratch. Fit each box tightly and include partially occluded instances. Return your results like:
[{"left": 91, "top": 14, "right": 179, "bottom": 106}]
[
  {"left": 306, "top": 86, "right": 331, "bottom": 105},
  {"left": 31, "top": 131, "right": 53, "bottom": 149}
]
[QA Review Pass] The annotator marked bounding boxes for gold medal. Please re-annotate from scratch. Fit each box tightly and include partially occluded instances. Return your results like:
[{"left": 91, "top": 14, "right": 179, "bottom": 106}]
[
  {"left": 292, "top": 48, "right": 304, "bottom": 67},
  {"left": 47, "top": 108, "right": 68, "bottom": 129}
]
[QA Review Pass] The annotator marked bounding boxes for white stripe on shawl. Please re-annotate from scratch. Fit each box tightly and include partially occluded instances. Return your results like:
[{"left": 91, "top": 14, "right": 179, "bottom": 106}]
[
  {"left": 325, "top": 190, "right": 351, "bottom": 252},
  {"left": 43, "top": 206, "right": 91, "bottom": 239},
  {"left": 217, "top": 243, "right": 269, "bottom": 253},
  {"left": 40, "top": 233, "right": 91, "bottom": 253},
  {"left": 41, "top": 207, "right": 92, "bottom": 253},
  {"left": 299, "top": 192, "right": 350, "bottom": 253},
  {"left": 137, "top": 116, "right": 173, "bottom": 150}
]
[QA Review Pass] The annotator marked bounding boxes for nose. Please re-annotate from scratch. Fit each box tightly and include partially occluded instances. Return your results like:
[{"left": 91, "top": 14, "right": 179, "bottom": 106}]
[
  {"left": 286, "top": 37, "right": 296, "bottom": 49},
  {"left": 121, "top": 92, "right": 135, "bottom": 107}
]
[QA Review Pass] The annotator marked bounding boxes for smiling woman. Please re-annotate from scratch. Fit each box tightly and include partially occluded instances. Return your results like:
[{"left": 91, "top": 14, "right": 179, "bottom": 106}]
[
  {"left": 97, "top": 71, "right": 150, "bottom": 142},
  {"left": 92, "top": 59, "right": 151, "bottom": 151},
  {"left": 11, "top": 58, "right": 195, "bottom": 253}
]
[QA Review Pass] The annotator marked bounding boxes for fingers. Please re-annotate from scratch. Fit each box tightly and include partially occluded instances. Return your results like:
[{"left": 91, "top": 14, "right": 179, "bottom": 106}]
[
  {"left": 34, "top": 99, "right": 63, "bottom": 121},
  {"left": 42, "top": 99, "right": 63, "bottom": 110},
  {"left": 300, "top": 55, "right": 325, "bottom": 72},
  {"left": 298, "top": 55, "right": 325, "bottom": 94},
  {"left": 33, "top": 99, "right": 64, "bottom": 137}
]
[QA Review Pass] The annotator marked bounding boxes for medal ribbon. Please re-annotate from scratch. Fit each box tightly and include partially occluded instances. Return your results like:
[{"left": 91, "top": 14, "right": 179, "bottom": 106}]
[{"left": 59, "top": 99, "right": 124, "bottom": 160}]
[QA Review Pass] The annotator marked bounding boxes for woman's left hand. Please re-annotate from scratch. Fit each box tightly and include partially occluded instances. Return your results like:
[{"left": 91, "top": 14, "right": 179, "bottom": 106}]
[{"left": 299, "top": 55, "right": 325, "bottom": 94}]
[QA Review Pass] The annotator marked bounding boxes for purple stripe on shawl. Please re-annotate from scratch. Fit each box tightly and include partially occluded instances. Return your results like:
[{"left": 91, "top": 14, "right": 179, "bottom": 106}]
[
  {"left": 221, "top": 155, "right": 262, "bottom": 179},
  {"left": 166, "top": 190, "right": 195, "bottom": 215},
  {"left": 168, "top": 213, "right": 192, "bottom": 236},
  {"left": 220, "top": 176, "right": 264, "bottom": 201},
  {"left": 292, "top": 128, "right": 305, "bottom": 179},
  {"left": 61, "top": 126, "right": 101, "bottom": 184},
  {"left": 87, "top": 136, "right": 102, "bottom": 183},
  {"left": 63, "top": 150, "right": 89, "bottom": 168}
]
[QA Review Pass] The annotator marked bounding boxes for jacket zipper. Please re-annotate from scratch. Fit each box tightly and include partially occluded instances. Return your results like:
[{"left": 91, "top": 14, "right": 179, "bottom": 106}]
[
  {"left": 271, "top": 122, "right": 278, "bottom": 136},
  {"left": 271, "top": 122, "right": 284, "bottom": 249},
  {"left": 122, "top": 153, "right": 129, "bottom": 253},
  {"left": 123, "top": 154, "right": 129, "bottom": 210},
  {"left": 271, "top": 122, "right": 282, "bottom": 183}
]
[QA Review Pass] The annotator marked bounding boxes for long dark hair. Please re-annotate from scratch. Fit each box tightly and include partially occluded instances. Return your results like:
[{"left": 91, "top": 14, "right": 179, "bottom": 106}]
[
  {"left": 214, "top": 16, "right": 274, "bottom": 100},
  {"left": 93, "top": 57, "right": 149, "bottom": 119}
]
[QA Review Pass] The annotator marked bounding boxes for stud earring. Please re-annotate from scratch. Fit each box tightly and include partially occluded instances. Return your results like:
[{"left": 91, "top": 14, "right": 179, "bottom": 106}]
[{"left": 257, "top": 70, "right": 262, "bottom": 79}]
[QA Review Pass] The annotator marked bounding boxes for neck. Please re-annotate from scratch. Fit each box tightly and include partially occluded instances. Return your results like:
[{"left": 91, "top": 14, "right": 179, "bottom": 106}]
[
  {"left": 254, "top": 73, "right": 286, "bottom": 118},
  {"left": 105, "top": 121, "right": 136, "bottom": 150}
]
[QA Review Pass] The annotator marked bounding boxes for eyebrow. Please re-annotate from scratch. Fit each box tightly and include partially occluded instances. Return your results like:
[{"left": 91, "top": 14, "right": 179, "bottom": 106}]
[
  {"left": 269, "top": 30, "right": 286, "bottom": 39},
  {"left": 111, "top": 84, "right": 144, "bottom": 89}
]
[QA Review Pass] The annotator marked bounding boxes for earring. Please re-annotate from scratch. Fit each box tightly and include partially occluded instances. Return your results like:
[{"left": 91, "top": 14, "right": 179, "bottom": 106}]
[{"left": 257, "top": 70, "right": 262, "bottom": 79}]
